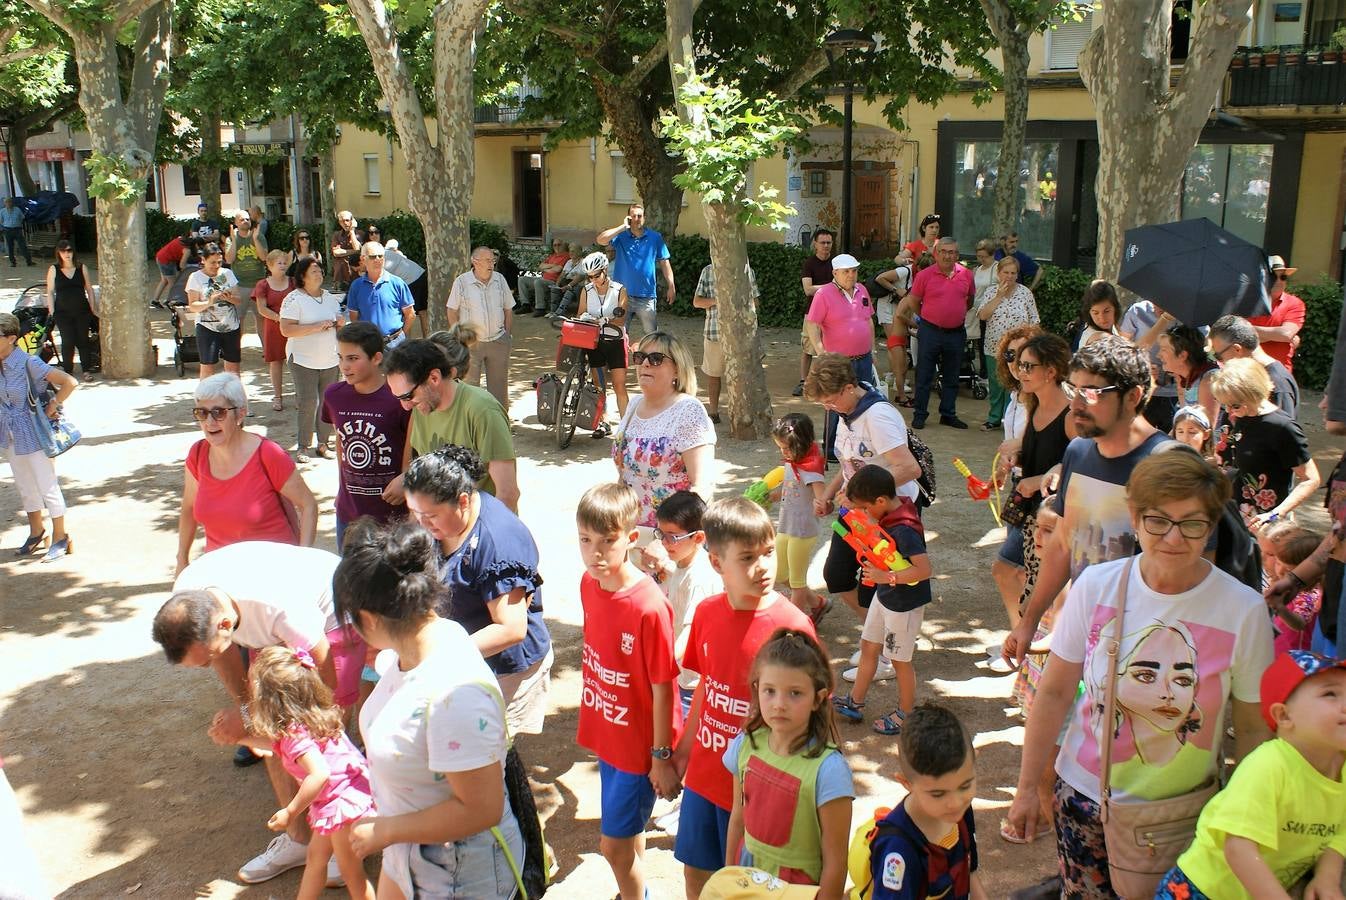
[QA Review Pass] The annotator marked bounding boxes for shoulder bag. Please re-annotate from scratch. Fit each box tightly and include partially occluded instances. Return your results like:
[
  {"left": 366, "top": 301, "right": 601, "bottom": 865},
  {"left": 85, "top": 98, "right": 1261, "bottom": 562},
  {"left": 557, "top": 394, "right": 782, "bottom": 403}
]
[
  {"left": 25, "top": 360, "right": 81, "bottom": 457},
  {"left": 1098, "top": 559, "right": 1217, "bottom": 899}
]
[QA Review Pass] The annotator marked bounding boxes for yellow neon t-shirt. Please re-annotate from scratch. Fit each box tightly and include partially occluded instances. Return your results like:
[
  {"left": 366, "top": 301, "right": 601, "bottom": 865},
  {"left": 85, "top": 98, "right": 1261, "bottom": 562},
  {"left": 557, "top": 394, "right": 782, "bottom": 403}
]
[{"left": 1176, "top": 738, "right": 1346, "bottom": 898}]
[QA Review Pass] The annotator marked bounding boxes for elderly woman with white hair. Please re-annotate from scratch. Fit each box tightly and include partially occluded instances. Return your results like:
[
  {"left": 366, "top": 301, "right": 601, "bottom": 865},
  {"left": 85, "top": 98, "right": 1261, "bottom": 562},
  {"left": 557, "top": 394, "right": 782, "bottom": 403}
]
[
  {"left": 0, "top": 310, "right": 78, "bottom": 562},
  {"left": 176, "top": 373, "right": 318, "bottom": 577}
]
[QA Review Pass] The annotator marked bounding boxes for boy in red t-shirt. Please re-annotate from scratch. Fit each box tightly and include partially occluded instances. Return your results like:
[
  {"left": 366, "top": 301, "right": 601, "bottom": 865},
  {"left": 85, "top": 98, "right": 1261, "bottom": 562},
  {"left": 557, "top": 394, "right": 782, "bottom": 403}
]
[
  {"left": 674, "top": 497, "right": 816, "bottom": 899},
  {"left": 576, "top": 483, "right": 682, "bottom": 900}
]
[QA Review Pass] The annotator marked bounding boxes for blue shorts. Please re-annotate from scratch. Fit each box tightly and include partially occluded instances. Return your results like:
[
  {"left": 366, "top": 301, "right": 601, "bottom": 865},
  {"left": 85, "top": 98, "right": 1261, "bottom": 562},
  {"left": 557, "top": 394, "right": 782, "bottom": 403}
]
[
  {"left": 598, "top": 760, "right": 656, "bottom": 839},
  {"left": 158, "top": 261, "right": 179, "bottom": 277},
  {"left": 1155, "top": 866, "right": 1210, "bottom": 899},
  {"left": 195, "top": 325, "right": 241, "bottom": 365},
  {"left": 997, "top": 525, "right": 1025, "bottom": 567},
  {"left": 673, "top": 787, "right": 731, "bottom": 871}
]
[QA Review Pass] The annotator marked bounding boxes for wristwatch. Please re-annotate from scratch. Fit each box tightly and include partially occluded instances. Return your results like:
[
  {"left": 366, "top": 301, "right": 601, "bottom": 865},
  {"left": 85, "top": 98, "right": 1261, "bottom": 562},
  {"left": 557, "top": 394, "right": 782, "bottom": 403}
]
[{"left": 650, "top": 745, "right": 673, "bottom": 761}]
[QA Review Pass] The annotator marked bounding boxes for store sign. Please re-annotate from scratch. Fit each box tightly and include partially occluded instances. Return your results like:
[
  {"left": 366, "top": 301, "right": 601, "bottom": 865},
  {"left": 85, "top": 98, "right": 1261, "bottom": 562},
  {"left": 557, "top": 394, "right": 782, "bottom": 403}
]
[
  {"left": 23, "top": 148, "right": 75, "bottom": 161},
  {"left": 228, "top": 142, "right": 291, "bottom": 157}
]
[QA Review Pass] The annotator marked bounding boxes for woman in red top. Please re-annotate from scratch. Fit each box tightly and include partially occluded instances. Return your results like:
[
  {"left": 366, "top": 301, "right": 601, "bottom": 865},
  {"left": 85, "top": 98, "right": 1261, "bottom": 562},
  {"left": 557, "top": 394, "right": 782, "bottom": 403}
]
[
  {"left": 253, "top": 250, "right": 293, "bottom": 411},
  {"left": 176, "top": 372, "right": 318, "bottom": 577},
  {"left": 903, "top": 213, "right": 941, "bottom": 258},
  {"left": 152, "top": 234, "right": 189, "bottom": 308}
]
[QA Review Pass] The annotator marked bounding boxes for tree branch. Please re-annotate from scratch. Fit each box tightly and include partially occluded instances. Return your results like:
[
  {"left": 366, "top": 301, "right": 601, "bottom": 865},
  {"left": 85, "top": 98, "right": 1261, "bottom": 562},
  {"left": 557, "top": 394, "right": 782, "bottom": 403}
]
[
  {"left": 114, "top": 0, "right": 164, "bottom": 32},
  {"left": 622, "top": 0, "right": 702, "bottom": 91},
  {"left": 16, "top": 0, "right": 73, "bottom": 36},
  {"left": 127, "top": 2, "right": 174, "bottom": 150},
  {"left": 0, "top": 25, "right": 58, "bottom": 66},
  {"left": 1166, "top": 0, "right": 1249, "bottom": 134},
  {"left": 772, "top": 47, "right": 828, "bottom": 100}
]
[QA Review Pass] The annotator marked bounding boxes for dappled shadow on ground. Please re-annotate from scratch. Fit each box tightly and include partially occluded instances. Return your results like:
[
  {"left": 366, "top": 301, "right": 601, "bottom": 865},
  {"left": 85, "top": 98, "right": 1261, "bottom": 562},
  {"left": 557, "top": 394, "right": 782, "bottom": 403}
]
[{"left": 0, "top": 563, "right": 165, "bottom": 641}]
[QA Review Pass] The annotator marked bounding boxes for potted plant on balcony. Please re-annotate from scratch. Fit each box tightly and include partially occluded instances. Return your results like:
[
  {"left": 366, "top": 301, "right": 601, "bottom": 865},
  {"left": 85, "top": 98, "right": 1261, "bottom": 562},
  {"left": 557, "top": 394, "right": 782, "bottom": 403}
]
[
  {"left": 1285, "top": 47, "right": 1302, "bottom": 65},
  {"left": 1231, "top": 48, "right": 1247, "bottom": 68},
  {"left": 1324, "top": 47, "right": 1340, "bottom": 63},
  {"left": 1264, "top": 46, "right": 1282, "bottom": 66},
  {"left": 1244, "top": 46, "right": 1264, "bottom": 66}
]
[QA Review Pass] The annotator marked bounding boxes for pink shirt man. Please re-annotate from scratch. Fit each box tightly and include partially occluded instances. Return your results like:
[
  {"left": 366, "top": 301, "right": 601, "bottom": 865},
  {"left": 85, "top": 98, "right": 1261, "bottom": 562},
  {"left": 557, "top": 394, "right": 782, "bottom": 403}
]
[
  {"left": 910, "top": 262, "right": 976, "bottom": 329},
  {"left": 806, "top": 281, "right": 875, "bottom": 357}
]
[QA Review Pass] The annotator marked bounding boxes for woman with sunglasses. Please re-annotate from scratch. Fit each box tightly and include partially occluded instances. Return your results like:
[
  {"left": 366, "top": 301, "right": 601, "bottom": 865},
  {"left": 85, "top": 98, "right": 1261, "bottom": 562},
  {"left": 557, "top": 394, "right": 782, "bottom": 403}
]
[
  {"left": 0, "top": 311, "right": 78, "bottom": 561},
  {"left": 287, "top": 229, "right": 323, "bottom": 276},
  {"left": 976, "top": 255, "right": 1040, "bottom": 431},
  {"left": 577, "top": 252, "right": 630, "bottom": 437},
  {"left": 612, "top": 331, "right": 717, "bottom": 528},
  {"left": 1211, "top": 357, "right": 1319, "bottom": 529},
  {"left": 43, "top": 240, "right": 99, "bottom": 381},
  {"left": 176, "top": 372, "right": 318, "bottom": 578},
  {"left": 1006, "top": 451, "right": 1273, "bottom": 895}
]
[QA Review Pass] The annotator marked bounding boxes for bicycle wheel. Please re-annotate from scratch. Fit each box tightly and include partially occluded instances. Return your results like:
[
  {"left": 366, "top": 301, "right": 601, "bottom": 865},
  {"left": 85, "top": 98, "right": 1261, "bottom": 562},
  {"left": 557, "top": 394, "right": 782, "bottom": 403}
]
[{"left": 556, "top": 360, "right": 585, "bottom": 449}]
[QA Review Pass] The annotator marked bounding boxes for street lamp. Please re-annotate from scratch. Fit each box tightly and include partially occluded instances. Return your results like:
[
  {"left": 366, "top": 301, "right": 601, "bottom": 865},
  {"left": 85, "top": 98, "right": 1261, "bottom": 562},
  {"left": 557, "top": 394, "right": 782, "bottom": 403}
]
[
  {"left": 0, "top": 124, "right": 15, "bottom": 199},
  {"left": 824, "top": 28, "right": 876, "bottom": 253}
]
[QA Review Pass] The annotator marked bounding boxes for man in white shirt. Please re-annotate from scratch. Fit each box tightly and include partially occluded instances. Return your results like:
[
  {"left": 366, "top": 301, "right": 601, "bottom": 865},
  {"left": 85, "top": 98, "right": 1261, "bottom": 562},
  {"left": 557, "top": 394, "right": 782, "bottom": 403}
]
[{"left": 447, "top": 246, "right": 515, "bottom": 408}]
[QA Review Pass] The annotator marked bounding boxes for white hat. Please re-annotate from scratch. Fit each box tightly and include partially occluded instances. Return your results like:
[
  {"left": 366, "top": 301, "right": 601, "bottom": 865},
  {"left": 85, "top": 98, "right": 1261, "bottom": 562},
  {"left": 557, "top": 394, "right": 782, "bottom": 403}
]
[
  {"left": 831, "top": 253, "right": 860, "bottom": 270},
  {"left": 1268, "top": 254, "right": 1297, "bottom": 276}
]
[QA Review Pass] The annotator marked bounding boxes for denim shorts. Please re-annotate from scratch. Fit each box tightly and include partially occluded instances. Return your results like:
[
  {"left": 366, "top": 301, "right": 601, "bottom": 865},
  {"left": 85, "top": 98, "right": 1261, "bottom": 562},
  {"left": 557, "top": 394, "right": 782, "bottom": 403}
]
[
  {"left": 599, "top": 760, "right": 656, "bottom": 838},
  {"left": 383, "top": 813, "right": 524, "bottom": 899},
  {"left": 997, "top": 525, "right": 1025, "bottom": 568},
  {"left": 158, "top": 261, "right": 179, "bottom": 277},
  {"left": 673, "top": 787, "right": 731, "bottom": 871},
  {"left": 195, "top": 325, "right": 241, "bottom": 364}
]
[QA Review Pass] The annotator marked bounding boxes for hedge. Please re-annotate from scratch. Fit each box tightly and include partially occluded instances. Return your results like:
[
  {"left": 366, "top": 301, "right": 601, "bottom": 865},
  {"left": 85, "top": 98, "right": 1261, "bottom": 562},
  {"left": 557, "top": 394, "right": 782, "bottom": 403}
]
[{"left": 139, "top": 207, "right": 510, "bottom": 270}]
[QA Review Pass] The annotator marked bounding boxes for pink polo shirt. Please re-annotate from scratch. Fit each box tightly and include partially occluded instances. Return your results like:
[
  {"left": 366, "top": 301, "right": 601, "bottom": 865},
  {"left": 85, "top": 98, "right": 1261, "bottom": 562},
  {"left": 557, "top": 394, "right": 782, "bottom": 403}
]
[
  {"left": 805, "top": 281, "right": 875, "bottom": 357},
  {"left": 911, "top": 263, "right": 976, "bottom": 329}
]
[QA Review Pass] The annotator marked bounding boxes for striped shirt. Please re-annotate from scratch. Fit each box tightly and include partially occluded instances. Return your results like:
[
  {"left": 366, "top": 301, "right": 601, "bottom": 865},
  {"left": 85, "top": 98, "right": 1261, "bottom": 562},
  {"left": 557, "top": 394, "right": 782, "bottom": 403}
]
[{"left": 0, "top": 350, "right": 54, "bottom": 456}]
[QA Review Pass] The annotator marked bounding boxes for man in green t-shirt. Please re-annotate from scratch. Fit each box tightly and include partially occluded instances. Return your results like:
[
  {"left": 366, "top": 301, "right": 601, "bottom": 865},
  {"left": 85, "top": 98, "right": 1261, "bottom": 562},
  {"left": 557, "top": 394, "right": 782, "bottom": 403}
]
[{"left": 382, "top": 337, "right": 520, "bottom": 511}]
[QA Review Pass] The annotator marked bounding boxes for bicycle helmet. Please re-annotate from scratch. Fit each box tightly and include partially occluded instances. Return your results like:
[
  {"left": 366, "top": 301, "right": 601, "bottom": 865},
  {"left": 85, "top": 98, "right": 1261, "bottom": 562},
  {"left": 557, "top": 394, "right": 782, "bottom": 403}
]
[{"left": 582, "top": 252, "right": 609, "bottom": 276}]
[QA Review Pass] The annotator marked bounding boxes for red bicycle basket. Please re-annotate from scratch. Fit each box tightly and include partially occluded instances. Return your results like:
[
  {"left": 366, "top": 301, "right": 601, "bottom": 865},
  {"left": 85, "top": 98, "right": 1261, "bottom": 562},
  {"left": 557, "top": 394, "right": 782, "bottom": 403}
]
[{"left": 560, "top": 320, "right": 601, "bottom": 350}]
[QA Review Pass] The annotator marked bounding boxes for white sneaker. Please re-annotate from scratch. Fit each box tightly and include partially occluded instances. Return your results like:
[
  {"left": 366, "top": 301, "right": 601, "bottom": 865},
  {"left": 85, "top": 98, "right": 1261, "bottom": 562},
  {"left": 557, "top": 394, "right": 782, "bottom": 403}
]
[
  {"left": 237, "top": 834, "right": 308, "bottom": 884},
  {"left": 843, "top": 658, "right": 896, "bottom": 683},
  {"left": 326, "top": 855, "right": 345, "bottom": 888},
  {"left": 848, "top": 650, "right": 862, "bottom": 666}
]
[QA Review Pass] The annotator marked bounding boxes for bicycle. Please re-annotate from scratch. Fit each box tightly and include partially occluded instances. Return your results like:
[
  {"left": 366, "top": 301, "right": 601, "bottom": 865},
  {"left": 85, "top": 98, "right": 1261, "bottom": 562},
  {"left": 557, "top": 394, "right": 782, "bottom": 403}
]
[{"left": 548, "top": 315, "right": 613, "bottom": 449}]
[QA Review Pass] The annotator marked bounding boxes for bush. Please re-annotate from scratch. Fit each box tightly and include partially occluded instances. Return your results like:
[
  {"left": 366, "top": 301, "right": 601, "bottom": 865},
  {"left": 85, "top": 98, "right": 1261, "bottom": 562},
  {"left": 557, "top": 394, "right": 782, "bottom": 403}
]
[
  {"left": 145, "top": 207, "right": 188, "bottom": 258},
  {"left": 1035, "top": 265, "right": 1095, "bottom": 335},
  {"left": 1292, "top": 277, "right": 1343, "bottom": 391}
]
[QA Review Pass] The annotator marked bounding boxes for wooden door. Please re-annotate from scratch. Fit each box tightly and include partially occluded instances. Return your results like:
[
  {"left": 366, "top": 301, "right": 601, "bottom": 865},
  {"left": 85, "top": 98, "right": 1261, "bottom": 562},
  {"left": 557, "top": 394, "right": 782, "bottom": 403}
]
[{"left": 854, "top": 172, "right": 888, "bottom": 249}]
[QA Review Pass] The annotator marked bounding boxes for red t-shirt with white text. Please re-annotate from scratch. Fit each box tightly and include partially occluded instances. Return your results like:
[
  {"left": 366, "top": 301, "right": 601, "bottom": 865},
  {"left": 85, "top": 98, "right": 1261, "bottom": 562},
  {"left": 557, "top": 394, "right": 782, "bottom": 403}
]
[
  {"left": 681, "top": 593, "right": 815, "bottom": 810},
  {"left": 577, "top": 572, "right": 681, "bottom": 775}
]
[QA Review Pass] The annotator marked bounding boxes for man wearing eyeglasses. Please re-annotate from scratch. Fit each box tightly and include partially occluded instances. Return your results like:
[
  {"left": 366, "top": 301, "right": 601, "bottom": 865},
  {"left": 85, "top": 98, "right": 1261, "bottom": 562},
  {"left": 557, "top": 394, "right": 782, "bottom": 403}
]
[
  {"left": 1207, "top": 315, "right": 1298, "bottom": 420},
  {"left": 1003, "top": 338, "right": 1179, "bottom": 667},
  {"left": 345, "top": 241, "right": 415, "bottom": 350},
  {"left": 1247, "top": 256, "right": 1304, "bottom": 373}
]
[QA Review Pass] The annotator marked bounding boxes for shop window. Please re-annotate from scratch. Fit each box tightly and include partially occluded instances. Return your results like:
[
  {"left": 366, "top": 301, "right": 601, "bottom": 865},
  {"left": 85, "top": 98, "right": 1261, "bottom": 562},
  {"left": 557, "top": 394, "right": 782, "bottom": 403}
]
[
  {"left": 951, "top": 140, "right": 1059, "bottom": 258},
  {"left": 1180, "top": 143, "right": 1273, "bottom": 246}
]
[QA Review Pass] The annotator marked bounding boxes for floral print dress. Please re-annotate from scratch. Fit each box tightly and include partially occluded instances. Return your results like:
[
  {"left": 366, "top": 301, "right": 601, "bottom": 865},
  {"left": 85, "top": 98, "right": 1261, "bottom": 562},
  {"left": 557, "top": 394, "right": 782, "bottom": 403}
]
[{"left": 613, "top": 393, "right": 717, "bottom": 527}]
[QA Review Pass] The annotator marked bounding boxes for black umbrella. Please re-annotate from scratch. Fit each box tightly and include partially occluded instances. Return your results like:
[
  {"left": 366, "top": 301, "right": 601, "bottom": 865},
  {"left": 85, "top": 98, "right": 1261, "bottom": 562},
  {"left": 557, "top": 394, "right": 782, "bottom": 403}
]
[{"left": 1118, "top": 218, "right": 1271, "bottom": 326}]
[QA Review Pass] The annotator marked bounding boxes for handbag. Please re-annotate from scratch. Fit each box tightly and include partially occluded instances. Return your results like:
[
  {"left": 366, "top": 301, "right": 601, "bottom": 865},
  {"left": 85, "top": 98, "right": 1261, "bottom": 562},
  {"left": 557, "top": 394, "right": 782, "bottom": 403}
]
[
  {"left": 1097, "top": 560, "right": 1217, "bottom": 899},
  {"left": 999, "top": 477, "right": 1032, "bottom": 528},
  {"left": 25, "top": 361, "right": 80, "bottom": 458}
]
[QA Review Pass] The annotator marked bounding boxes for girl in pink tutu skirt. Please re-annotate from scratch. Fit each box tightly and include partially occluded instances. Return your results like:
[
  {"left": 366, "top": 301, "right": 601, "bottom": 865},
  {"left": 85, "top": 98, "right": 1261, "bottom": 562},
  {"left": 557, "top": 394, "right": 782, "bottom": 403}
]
[{"left": 246, "top": 646, "right": 377, "bottom": 899}]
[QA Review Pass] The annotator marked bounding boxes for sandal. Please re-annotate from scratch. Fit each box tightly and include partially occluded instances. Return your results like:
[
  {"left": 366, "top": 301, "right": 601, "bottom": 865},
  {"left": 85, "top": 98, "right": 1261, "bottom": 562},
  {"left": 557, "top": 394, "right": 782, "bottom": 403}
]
[
  {"left": 809, "top": 596, "right": 833, "bottom": 625},
  {"left": 999, "top": 818, "right": 1052, "bottom": 844},
  {"left": 591, "top": 422, "right": 612, "bottom": 438},
  {"left": 271, "top": 397, "right": 284, "bottom": 412},
  {"left": 872, "top": 709, "right": 906, "bottom": 735},
  {"left": 832, "top": 694, "right": 865, "bottom": 722},
  {"left": 980, "top": 420, "right": 1000, "bottom": 432},
  {"left": 315, "top": 444, "right": 334, "bottom": 459},
  {"left": 897, "top": 396, "right": 915, "bottom": 408}
]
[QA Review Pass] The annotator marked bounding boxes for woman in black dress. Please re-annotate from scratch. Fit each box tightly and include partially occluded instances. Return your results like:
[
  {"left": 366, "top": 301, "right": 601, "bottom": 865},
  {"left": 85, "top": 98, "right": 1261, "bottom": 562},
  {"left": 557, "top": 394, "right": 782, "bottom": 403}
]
[{"left": 43, "top": 240, "right": 99, "bottom": 380}]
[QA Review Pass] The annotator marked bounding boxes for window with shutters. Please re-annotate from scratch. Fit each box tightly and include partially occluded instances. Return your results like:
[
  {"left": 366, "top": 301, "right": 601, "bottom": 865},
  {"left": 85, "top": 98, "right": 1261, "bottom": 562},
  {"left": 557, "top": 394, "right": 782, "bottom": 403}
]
[
  {"left": 611, "top": 151, "right": 635, "bottom": 203},
  {"left": 1044, "top": 12, "right": 1093, "bottom": 71}
]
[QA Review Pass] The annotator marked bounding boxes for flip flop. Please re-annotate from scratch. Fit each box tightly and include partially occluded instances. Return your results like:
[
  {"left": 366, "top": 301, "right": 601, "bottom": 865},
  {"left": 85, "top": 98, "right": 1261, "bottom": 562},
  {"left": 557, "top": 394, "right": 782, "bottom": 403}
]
[{"left": 999, "top": 818, "right": 1052, "bottom": 844}]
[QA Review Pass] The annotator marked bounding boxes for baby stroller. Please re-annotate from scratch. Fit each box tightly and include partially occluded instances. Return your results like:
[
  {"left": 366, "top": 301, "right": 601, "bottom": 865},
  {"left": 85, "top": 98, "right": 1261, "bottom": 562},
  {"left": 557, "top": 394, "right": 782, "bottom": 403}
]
[
  {"left": 14, "top": 284, "right": 55, "bottom": 363},
  {"left": 167, "top": 263, "right": 203, "bottom": 376}
]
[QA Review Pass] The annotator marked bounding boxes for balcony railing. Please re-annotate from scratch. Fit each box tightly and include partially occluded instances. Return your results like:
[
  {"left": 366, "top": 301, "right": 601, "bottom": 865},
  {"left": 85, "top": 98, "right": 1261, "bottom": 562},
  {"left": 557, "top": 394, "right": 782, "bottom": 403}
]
[
  {"left": 1227, "top": 44, "right": 1346, "bottom": 107},
  {"left": 474, "top": 104, "right": 528, "bottom": 124}
]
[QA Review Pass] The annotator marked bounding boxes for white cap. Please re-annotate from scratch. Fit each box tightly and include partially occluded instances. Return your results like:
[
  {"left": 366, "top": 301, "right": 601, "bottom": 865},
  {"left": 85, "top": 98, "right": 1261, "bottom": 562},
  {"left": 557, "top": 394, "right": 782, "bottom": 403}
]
[{"left": 831, "top": 253, "right": 860, "bottom": 270}]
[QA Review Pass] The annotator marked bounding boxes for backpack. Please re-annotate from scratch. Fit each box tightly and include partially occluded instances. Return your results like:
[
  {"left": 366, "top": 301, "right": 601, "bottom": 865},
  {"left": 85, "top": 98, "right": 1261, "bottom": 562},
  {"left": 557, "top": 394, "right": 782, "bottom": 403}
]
[
  {"left": 845, "top": 807, "right": 899, "bottom": 900},
  {"left": 907, "top": 432, "right": 937, "bottom": 508}
]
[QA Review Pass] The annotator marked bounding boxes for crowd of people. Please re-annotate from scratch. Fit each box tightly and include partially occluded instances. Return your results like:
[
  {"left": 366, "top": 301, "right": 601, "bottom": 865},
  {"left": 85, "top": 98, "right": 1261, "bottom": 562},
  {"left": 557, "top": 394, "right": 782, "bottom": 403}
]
[{"left": 5, "top": 198, "right": 1346, "bottom": 900}]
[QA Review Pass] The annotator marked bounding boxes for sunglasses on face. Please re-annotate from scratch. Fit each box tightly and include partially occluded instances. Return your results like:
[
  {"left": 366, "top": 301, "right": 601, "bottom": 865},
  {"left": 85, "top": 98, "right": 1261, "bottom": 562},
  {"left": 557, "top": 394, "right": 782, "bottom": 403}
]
[
  {"left": 1141, "top": 514, "right": 1213, "bottom": 540},
  {"left": 631, "top": 350, "right": 669, "bottom": 367},
  {"left": 365, "top": 254, "right": 384, "bottom": 260},
  {"left": 192, "top": 406, "right": 237, "bottom": 422},
  {"left": 1015, "top": 360, "right": 1042, "bottom": 373},
  {"left": 1063, "top": 383, "right": 1122, "bottom": 405},
  {"left": 297, "top": 234, "right": 310, "bottom": 241},
  {"left": 394, "top": 381, "right": 423, "bottom": 402},
  {"left": 588, "top": 273, "right": 605, "bottom": 280},
  {"left": 1002, "top": 348, "right": 1018, "bottom": 362},
  {"left": 1274, "top": 274, "right": 1289, "bottom": 282}
]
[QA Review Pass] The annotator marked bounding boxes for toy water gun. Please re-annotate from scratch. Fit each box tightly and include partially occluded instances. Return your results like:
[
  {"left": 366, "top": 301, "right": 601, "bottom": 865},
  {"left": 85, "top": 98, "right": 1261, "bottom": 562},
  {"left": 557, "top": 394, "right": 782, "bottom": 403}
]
[
  {"left": 744, "top": 466, "right": 784, "bottom": 508},
  {"left": 831, "top": 507, "right": 910, "bottom": 585}
]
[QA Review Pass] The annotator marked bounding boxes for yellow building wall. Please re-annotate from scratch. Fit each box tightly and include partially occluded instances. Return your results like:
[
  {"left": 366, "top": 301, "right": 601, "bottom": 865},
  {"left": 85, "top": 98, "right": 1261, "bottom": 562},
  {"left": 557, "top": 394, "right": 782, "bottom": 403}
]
[
  {"left": 333, "top": 124, "right": 789, "bottom": 244},
  {"left": 1290, "top": 132, "right": 1345, "bottom": 283}
]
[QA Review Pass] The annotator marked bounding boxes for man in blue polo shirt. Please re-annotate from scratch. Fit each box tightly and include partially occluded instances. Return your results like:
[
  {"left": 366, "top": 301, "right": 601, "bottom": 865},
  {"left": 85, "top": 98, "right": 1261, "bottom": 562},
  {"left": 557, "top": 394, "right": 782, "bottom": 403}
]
[
  {"left": 992, "top": 231, "right": 1043, "bottom": 291},
  {"left": 345, "top": 241, "right": 415, "bottom": 348},
  {"left": 596, "top": 202, "right": 675, "bottom": 335}
]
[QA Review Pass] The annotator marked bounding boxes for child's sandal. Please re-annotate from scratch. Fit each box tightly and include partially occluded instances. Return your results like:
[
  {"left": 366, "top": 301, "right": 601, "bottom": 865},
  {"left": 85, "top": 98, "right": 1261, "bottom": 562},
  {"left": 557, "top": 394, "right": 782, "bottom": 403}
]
[
  {"left": 833, "top": 694, "right": 865, "bottom": 722},
  {"left": 873, "top": 709, "right": 906, "bottom": 735}
]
